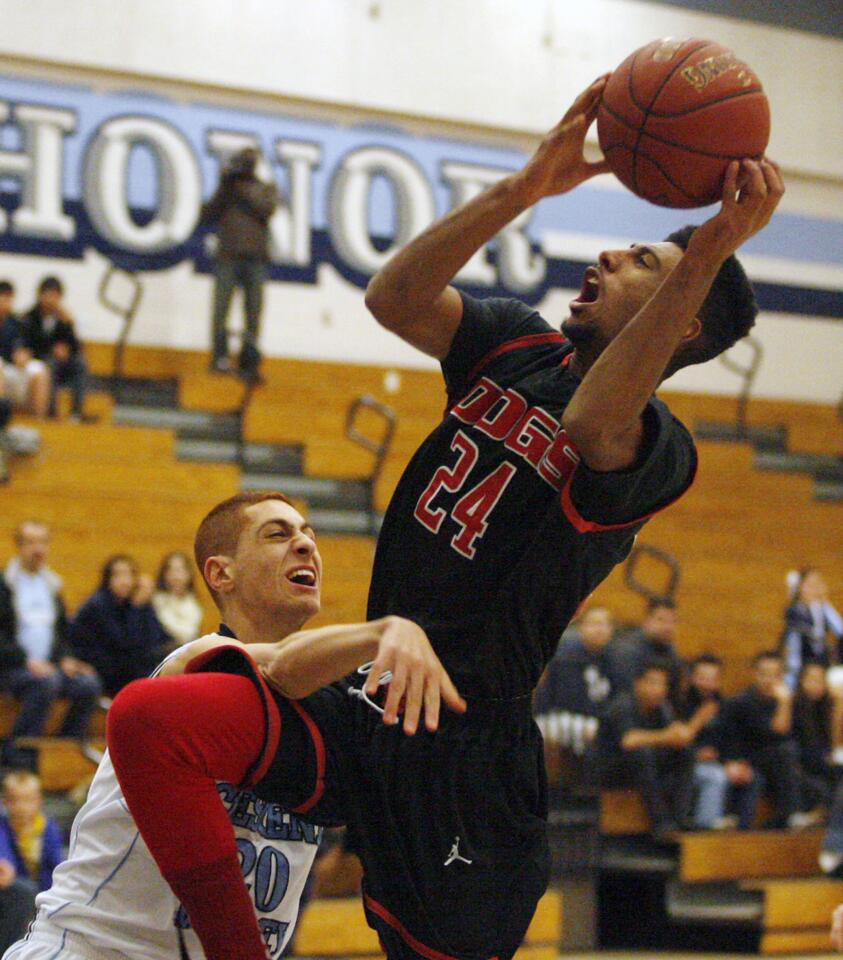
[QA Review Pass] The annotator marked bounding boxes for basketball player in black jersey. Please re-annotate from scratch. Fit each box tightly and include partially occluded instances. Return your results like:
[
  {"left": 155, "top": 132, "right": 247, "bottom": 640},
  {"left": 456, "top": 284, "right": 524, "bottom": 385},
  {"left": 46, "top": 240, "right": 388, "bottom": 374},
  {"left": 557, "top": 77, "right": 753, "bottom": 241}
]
[{"left": 328, "top": 74, "right": 784, "bottom": 960}]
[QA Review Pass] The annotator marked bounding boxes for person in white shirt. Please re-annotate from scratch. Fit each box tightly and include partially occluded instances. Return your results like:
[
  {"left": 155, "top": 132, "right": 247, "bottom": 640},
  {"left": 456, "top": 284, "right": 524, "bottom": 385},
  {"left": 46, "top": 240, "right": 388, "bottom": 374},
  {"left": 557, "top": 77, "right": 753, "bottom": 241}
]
[
  {"left": 152, "top": 551, "right": 204, "bottom": 647},
  {"left": 3, "top": 490, "right": 462, "bottom": 960}
]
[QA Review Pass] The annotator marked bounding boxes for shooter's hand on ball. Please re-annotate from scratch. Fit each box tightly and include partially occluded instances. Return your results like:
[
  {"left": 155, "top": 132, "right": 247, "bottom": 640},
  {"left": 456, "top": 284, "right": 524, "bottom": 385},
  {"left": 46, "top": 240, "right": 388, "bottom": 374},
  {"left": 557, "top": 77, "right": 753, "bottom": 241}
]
[
  {"left": 689, "top": 158, "right": 784, "bottom": 265},
  {"left": 516, "top": 75, "right": 612, "bottom": 204}
]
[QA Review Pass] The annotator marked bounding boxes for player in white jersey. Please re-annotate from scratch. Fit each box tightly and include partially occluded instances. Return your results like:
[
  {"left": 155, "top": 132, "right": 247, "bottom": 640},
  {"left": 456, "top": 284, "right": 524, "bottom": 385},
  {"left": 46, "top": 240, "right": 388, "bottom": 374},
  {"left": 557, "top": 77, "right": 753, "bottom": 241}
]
[{"left": 4, "top": 491, "right": 464, "bottom": 960}]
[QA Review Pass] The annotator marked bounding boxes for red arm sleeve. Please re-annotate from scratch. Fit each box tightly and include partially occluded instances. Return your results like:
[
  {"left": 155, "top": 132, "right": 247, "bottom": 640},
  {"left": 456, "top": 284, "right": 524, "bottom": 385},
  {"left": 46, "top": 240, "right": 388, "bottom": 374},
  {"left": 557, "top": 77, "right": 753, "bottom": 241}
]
[{"left": 107, "top": 672, "right": 274, "bottom": 960}]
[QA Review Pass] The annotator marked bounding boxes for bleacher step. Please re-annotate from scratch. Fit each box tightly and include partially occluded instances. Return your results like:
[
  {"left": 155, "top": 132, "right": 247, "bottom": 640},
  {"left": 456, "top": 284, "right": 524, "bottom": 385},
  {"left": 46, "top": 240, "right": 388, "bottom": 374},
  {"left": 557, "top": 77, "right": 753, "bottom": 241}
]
[
  {"left": 89, "top": 375, "right": 180, "bottom": 408},
  {"left": 816, "top": 480, "right": 843, "bottom": 503},
  {"left": 177, "top": 438, "right": 303, "bottom": 474},
  {"left": 241, "top": 473, "right": 371, "bottom": 510},
  {"left": 754, "top": 450, "right": 841, "bottom": 476},
  {"left": 679, "top": 828, "right": 824, "bottom": 883},
  {"left": 113, "top": 405, "right": 240, "bottom": 440},
  {"left": 665, "top": 878, "right": 764, "bottom": 925},
  {"left": 694, "top": 420, "right": 788, "bottom": 451}
]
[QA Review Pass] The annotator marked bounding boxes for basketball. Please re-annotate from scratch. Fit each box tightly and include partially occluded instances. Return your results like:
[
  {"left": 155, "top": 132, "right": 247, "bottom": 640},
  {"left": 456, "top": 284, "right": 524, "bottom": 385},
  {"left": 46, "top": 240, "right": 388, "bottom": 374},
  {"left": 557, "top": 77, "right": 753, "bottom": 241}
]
[{"left": 597, "top": 37, "right": 771, "bottom": 208}]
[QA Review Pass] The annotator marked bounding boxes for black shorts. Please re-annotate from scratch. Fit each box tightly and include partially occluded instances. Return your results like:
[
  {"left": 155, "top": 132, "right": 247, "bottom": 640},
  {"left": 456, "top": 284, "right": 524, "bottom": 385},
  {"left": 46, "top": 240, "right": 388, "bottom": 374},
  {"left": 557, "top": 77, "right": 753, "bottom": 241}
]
[{"left": 254, "top": 682, "right": 551, "bottom": 960}]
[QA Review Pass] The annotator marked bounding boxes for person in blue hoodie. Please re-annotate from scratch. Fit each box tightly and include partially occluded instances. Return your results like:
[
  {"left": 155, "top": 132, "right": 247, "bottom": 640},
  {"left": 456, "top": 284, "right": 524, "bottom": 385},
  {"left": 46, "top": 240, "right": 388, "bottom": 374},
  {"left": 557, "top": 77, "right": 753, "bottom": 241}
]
[{"left": 0, "top": 771, "right": 63, "bottom": 952}]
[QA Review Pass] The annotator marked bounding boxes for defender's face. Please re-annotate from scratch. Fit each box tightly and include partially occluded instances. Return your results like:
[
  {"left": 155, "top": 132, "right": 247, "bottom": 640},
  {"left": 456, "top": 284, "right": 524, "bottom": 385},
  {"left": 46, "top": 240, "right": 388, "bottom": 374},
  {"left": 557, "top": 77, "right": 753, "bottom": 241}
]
[
  {"left": 230, "top": 499, "right": 322, "bottom": 622},
  {"left": 563, "top": 242, "right": 685, "bottom": 351}
]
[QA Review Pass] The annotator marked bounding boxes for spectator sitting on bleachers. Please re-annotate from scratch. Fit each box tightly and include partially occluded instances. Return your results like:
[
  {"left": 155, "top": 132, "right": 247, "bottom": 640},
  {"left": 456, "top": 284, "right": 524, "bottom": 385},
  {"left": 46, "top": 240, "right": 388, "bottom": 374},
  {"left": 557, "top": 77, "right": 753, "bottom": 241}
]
[
  {"left": 719, "top": 650, "right": 820, "bottom": 830},
  {"left": 793, "top": 662, "right": 840, "bottom": 810},
  {"left": 0, "top": 521, "right": 102, "bottom": 769},
  {"left": 151, "top": 551, "right": 205, "bottom": 648},
  {"left": 20, "top": 276, "right": 91, "bottom": 423},
  {"left": 535, "top": 605, "right": 613, "bottom": 756},
  {"left": 605, "top": 596, "right": 686, "bottom": 710},
  {"left": 71, "top": 555, "right": 170, "bottom": 697},
  {"left": 0, "top": 280, "right": 49, "bottom": 419},
  {"left": 782, "top": 567, "right": 843, "bottom": 690},
  {"left": 597, "top": 660, "right": 695, "bottom": 843},
  {"left": 0, "top": 771, "right": 63, "bottom": 954},
  {"left": 679, "top": 653, "right": 760, "bottom": 830}
]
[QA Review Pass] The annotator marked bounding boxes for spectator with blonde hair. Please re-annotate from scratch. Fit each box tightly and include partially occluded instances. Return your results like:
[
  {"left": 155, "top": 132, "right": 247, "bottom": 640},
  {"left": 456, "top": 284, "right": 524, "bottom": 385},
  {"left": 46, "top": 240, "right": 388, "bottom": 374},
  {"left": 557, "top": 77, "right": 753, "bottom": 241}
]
[
  {"left": 782, "top": 567, "right": 843, "bottom": 690},
  {"left": 152, "top": 551, "right": 205, "bottom": 648}
]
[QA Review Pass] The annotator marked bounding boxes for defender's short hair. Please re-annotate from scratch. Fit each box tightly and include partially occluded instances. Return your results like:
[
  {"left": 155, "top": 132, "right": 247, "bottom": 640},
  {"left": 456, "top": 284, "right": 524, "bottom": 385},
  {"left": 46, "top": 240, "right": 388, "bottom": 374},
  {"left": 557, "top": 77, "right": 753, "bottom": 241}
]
[
  {"left": 194, "top": 491, "right": 294, "bottom": 608},
  {"left": 663, "top": 225, "right": 758, "bottom": 375}
]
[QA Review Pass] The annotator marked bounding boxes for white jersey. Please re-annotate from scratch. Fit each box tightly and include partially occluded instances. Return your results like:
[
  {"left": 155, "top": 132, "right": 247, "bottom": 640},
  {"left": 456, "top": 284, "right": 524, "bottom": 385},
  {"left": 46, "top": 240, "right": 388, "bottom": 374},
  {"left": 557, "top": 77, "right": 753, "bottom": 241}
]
[{"left": 15, "top": 638, "right": 321, "bottom": 960}]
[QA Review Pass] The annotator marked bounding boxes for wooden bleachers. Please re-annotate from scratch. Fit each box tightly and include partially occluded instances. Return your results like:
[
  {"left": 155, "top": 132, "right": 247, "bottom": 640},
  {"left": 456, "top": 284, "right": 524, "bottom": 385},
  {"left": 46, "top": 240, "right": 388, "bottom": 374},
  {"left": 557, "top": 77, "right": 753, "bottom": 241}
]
[
  {"left": 679, "top": 828, "right": 824, "bottom": 883},
  {"left": 752, "top": 877, "right": 843, "bottom": 954},
  {"left": 294, "top": 889, "right": 563, "bottom": 959}
]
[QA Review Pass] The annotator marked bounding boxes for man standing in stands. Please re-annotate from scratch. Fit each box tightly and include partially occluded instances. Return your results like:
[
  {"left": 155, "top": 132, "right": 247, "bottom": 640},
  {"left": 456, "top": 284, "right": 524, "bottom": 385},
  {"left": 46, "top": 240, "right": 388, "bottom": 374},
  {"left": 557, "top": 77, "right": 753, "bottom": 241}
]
[
  {"left": 0, "top": 521, "right": 101, "bottom": 768},
  {"left": 200, "top": 147, "right": 279, "bottom": 382}
]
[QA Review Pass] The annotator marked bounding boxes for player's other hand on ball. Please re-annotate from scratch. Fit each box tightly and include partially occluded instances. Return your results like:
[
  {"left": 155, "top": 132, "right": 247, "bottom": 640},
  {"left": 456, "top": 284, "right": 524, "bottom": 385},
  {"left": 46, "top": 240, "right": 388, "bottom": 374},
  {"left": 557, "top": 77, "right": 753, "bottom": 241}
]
[
  {"left": 691, "top": 157, "right": 784, "bottom": 264},
  {"left": 366, "top": 616, "right": 466, "bottom": 735},
  {"left": 831, "top": 903, "right": 843, "bottom": 950},
  {"left": 516, "top": 74, "right": 612, "bottom": 204}
]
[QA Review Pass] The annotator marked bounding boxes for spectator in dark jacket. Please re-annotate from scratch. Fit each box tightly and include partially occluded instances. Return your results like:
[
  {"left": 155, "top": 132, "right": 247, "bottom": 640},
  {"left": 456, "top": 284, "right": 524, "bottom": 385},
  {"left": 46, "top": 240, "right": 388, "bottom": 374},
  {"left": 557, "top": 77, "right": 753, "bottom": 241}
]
[
  {"left": 679, "top": 654, "right": 760, "bottom": 829},
  {"left": 0, "top": 771, "right": 64, "bottom": 953},
  {"left": 719, "top": 650, "right": 820, "bottom": 829},
  {"left": 20, "top": 276, "right": 90, "bottom": 421},
  {"left": 598, "top": 660, "right": 695, "bottom": 842},
  {"left": 605, "top": 597, "right": 686, "bottom": 709},
  {"left": 200, "top": 147, "right": 279, "bottom": 381},
  {"left": 0, "top": 521, "right": 101, "bottom": 768},
  {"left": 793, "top": 662, "right": 839, "bottom": 808},
  {"left": 71, "top": 555, "right": 170, "bottom": 697},
  {"left": 781, "top": 567, "right": 843, "bottom": 689}
]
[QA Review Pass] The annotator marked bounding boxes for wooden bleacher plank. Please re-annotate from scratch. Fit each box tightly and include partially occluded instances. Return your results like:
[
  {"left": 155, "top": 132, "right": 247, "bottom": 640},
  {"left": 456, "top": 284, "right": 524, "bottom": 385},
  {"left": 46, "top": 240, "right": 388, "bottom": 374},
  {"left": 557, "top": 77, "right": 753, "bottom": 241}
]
[
  {"left": 599, "top": 790, "right": 650, "bottom": 835},
  {"left": 679, "top": 829, "right": 824, "bottom": 883},
  {"left": 760, "top": 928, "right": 834, "bottom": 954},
  {"left": 757, "top": 877, "right": 843, "bottom": 930},
  {"left": 294, "top": 898, "right": 380, "bottom": 956},
  {"left": 523, "top": 889, "right": 562, "bottom": 945}
]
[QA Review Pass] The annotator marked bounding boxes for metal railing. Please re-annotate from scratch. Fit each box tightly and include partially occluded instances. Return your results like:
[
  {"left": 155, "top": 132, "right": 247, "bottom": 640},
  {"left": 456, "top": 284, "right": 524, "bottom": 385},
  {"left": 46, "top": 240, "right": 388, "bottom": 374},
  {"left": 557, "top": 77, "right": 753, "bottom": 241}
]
[
  {"left": 345, "top": 394, "right": 397, "bottom": 531},
  {"left": 98, "top": 263, "right": 143, "bottom": 380},
  {"left": 624, "top": 542, "right": 680, "bottom": 604}
]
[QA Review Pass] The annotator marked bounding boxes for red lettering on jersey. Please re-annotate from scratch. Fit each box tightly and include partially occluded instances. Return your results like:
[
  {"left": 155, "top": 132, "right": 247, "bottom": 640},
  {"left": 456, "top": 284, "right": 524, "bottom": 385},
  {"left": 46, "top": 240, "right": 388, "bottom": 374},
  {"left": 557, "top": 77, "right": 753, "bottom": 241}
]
[
  {"left": 537, "top": 429, "right": 580, "bottom": 490},
  {"left": 450, "top": 378, "right": 502, "bottom": 426},
  {"left": 474, "top": 388, "right": 529, "bottom": 442},
  {"left": 504, "top": 407, "right": 558, "bottom": 469},
  {"left": 414, "top": 431, "right": 480, "bottom": 534},
  {"left": 450, "top": 461, "right": 518, "bottom": 559}
]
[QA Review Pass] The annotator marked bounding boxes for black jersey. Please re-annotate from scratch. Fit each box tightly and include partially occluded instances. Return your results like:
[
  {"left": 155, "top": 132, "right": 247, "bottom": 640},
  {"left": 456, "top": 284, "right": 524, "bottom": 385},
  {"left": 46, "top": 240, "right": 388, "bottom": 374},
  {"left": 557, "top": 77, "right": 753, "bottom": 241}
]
[{"left": 367, "top": 293, "right": 697, "bottom": 699}]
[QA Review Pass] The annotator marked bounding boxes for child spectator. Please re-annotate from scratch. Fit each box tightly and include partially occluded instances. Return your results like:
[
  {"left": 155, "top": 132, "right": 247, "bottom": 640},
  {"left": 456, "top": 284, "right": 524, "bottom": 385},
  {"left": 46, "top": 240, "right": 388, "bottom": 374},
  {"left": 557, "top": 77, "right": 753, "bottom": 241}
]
[
  {"left": 782, "top": 567, "right": 843, "bottom": 689},
  {"left": 719, "top": 651, "right": 820, "bottom": 830},
  {"left": 0, "top": 281, "right": 50, "bottom": 418},
  {"left": 19, "top": 276, "right": 91, "bottom": 422},
  {"left": 597, "top": 660, "right": 695, "bottom": 843},
  {"left": 152, "top": 551, "right": 204, "bottom": 647},
  {"left": 71, "top": 555, "right": 170, "bottom": 697},
  {"left": 0, "top": 772, "right": 63, "bottom": 953},
  {"left": 680, "top": 654, "right": 760, "bottom": 830}
]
